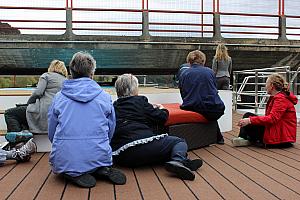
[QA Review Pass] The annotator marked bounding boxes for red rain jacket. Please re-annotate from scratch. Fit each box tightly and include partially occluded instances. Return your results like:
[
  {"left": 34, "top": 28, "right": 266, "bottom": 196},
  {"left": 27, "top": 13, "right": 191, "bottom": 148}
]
[{"left": 250, "top": 92, "right": 298, "bottom": 144}]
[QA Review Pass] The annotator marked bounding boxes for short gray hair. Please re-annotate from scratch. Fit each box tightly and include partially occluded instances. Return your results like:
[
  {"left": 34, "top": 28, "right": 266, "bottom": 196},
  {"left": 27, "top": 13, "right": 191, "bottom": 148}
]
[
  {"left": 69, "top": 52, "right": 96, "bottom": 78},
  {"left": 115, "top": 74, "right": 139, "bottom": 98}
]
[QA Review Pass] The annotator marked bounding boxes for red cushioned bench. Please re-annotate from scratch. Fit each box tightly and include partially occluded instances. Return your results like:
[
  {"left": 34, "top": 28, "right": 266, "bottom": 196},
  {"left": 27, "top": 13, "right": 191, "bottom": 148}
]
[{"left": 162, "top": 103, "right": 218, "bottom": 150}]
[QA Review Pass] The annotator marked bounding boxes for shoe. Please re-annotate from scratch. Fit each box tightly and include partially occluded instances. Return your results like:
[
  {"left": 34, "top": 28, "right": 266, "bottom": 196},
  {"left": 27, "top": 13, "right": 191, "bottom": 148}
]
[
  {"left": 182, "top": 159, "right": 203, "bottom": 171},
  {"left": 217, "top": 138, "right": 225, "bottom": 145},
  {"left": 12, "top": 138, "right": 37, "bottom": 162},
  {"left": 231, "top": 137, "right": 251, "bottom": 147},
  {"left": 165, "top": 161, "right": 195, "bottom": 180},
  {"left": 64, "top": 173, "right": 96, "bottom": 188},
  {"left": 93, "top": 167, "right": 126, "bottom": 185},
  {"left": 5, "top": 131, "right": 33, "bottom": 143}
]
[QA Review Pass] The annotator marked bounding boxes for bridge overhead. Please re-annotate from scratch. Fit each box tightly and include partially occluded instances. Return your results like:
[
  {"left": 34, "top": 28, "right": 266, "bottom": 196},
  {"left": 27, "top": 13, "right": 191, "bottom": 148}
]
[{"left": 0, "top": 0, "right": 299, "bottom": 75}]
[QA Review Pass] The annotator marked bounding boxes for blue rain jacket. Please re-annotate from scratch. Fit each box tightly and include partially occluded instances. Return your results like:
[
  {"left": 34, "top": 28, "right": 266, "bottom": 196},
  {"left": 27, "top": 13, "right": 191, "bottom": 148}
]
[{"left": 48, "top": 78, "right": 115, "bottom": 176}]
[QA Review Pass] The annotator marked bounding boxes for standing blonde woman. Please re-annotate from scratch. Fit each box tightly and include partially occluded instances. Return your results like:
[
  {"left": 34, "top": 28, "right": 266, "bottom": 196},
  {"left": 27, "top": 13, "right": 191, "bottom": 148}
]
[
  {"left": 233, "top": 73, "right": 297, "bottom": 147},
  {"left": 212, "top": 44, "right": 232, "bottom": 90},
  {"left": 5, "top": 60, "right": 68, "bottom": 143}
]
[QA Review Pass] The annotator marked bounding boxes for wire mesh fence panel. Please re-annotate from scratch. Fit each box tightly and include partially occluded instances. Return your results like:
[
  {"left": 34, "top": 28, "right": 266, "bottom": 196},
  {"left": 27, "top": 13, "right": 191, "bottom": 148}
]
[
  {"left": 72, "top": 0, "right": 142, "bottom": 36},
  {"left": 285, "top": 0, "right": 300, "bottom": 40},
  {"left": 219, "top": 0, "right": 279, "bottom": 39},
  {"left": 0, "top": 0, "right": 66, "bottom": 35},
  {"left": 148, "top": 0, "right": 213, "bottom": 37}
]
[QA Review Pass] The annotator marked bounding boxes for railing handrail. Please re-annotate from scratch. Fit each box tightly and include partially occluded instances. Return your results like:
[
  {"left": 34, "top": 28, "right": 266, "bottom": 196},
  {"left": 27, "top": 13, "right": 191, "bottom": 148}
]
[{"left": 233, "top": 65, "right": 300, "bottom": 113}]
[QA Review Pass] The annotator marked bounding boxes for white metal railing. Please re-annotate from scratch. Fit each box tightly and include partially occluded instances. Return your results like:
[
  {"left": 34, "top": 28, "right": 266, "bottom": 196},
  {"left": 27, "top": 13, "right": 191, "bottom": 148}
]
[{"left": 233, "top": 66, "right": 300, "bottom": 114}]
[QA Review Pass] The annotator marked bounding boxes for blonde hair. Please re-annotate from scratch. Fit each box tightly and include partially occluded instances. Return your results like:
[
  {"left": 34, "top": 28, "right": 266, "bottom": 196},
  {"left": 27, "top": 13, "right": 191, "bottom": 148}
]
[
  {"left": 115, "top": 74, "right": 139, "bottom": 98},
  {"left": 214, "top": 44, "right": 230, "bottom": 61},
  {"left": 186, "top": 50, "right": 206, "bottom": 65},
  {"left": 48, "top": 60, "right": 68, "bottom": 77},
  {"left": 267, "top": 73, "right": 289, "bottom": 93}
]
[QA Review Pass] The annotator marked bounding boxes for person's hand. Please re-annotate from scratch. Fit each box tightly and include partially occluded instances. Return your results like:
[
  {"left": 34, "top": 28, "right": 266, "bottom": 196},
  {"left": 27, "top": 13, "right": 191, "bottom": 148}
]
[
  {"left": 238, "top": 118, "right": 251, "bottom": 127},
  {"left": 152, "top": 103, "right": 164, "bottom": 109}
]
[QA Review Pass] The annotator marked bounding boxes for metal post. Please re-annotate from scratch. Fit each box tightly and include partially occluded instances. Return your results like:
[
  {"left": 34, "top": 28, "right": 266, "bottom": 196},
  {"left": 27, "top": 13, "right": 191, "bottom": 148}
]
[
  {"left": 254, "top": 71, "right": 258, "bottom": 114},
  {"left": 278, "top": 0, "right": 287, "bottom": 41},
  {"left": 142, "top": 0, "right": 150, "bottom": 40},
  {"left": 233, "top": 72, "right": 237, "bottom": 111},
  {"left": 212, "top": 0, "right": 222, "bottom": 40},
  {"left": 64, "top": 0, "right": 75, "bottom": 39}
]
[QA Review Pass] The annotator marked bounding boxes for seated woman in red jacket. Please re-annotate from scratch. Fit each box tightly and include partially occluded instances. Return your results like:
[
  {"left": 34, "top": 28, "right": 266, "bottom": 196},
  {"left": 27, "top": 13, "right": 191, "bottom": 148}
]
[{"left": 232, "top": 73, "right": 298, "bottom": 147}]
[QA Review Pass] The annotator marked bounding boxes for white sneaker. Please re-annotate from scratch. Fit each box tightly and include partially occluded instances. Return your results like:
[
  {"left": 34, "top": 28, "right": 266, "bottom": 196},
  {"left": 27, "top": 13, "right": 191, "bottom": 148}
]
[
  {"left": 12, "top": 138, "right": 37, "bottom": 162},
  {"left": 231, "top": 137, "right": 251, "bottom": 147}
]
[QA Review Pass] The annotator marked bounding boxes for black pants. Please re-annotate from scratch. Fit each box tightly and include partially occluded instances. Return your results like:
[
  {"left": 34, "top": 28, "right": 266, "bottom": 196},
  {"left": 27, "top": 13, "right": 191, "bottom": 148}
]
[
  {"left": 216, "top": 76, "right": 230, "bottom": 90},
  {"left": 238, "top": 112, "right": 265, "bottom": 143},
  {"left": 114, "top": 136, "right": 188, "bottom": 167},
  {"left": 201, "top": 112, "right": 224, "bottom": 141},
  {"left": 4, "top": 106, "right": 29, "bottom": 132}
]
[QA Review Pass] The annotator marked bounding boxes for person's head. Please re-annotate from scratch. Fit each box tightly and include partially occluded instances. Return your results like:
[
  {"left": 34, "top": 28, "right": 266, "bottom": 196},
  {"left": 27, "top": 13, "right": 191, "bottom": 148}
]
[
  {"left": 48, "top": 60, "right": 68, "bottom": 77},
  {"left": 186, "top": 50, "right": 206, "bottom": 65},
  {"left": 115, "top": 74, "right": 139, "bottom": 98},
  {"left": 69, "top": 52, "right": 96, "bottom": 79},
  {"left": 215, "top": 43, "right": 230, "bottom": 61},
  {"left": 266, "top": 73, "right": 289, "bottom": 95}
]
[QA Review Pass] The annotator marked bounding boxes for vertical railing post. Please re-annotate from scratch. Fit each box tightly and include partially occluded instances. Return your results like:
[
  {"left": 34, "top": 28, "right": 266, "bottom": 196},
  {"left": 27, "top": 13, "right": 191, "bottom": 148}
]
[
  {"left": 254, "top": 71, "right": 258, "bottom": 114},
  {"left": 213, "top": 0, "right": 222, "bottom": 40},
  {"left": 233, "top": 72, "right": 237, "bottom": 111},
  {"left": 142, "top": 0, "right": 150, "bottom": 40},
  {"left": 278, "top": 0, "right": 287, "bottom": 41},
  {"left": 64, "top": 0, "right": 75, "bottom": 39},
  {"left": 201, "top": 0, "right": 204, "bottom": 37}
]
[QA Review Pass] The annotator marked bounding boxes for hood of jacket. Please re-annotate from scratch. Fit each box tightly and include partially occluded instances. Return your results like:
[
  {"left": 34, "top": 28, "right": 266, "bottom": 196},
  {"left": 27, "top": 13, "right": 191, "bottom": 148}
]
[
  {"left": 61, "top": 77, "right": 102, "bottom": 102},
  {"left": 275, "top": 91, "right": 298, "bottom": 105}
]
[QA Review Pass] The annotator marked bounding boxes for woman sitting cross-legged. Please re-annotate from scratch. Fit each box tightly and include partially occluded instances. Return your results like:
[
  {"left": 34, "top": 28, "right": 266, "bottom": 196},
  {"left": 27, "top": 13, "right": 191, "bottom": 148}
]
[
  {"left": 111, "top": 74, "right": 203, "bottom": 181},
  {"left": 233, "top": 73, "right": 298, "bottom": 147}
]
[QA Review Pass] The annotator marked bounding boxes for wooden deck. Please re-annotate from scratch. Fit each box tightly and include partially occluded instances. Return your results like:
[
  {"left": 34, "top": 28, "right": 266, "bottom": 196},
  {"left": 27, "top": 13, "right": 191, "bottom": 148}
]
[{"left": 1, "top": 112, "right": 300, "bottom": 200}]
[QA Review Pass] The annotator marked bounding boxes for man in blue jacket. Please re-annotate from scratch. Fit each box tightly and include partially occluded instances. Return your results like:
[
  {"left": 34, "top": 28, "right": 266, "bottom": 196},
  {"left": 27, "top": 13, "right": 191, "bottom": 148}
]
[
  {"left": 178, "top": 50, "right": 225, "bottom": 144},
  {"left": 48, "top": 52, "right": 126, "bottom": 188}
]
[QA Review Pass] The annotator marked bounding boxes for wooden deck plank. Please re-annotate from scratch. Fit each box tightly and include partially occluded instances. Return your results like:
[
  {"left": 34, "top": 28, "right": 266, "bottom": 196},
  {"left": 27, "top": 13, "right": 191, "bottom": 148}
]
[
  {"left": 192, "top": 149, "right": 249, "bottom": 200},
  {"left": 8, "top": 153, "right": 51, "bottom": 200},
  {"left": 187, "top": 152, "right": 223, "bottom": 200},
  {"left": 267, "top": 148, "right": 300, "bottom": 162},
  {"left": 153, "top": 166, "right": 197, "bottom": 200},
  {"left": 224, "top": 137, "right": 300, "bottom": 182},
  {"left": 114, "top": 167, "right": 142, "bottom": 200},
  {"left": 219, "top": 140, "right": 300, "bottom": 195},
  {"left": 90, "top": 180, "right": 114, "bottom": 200},
  {"left": 61, "top": 184, "right": 89, "bottom": 200},
  {"left": 134, "top": 166, "right": 169, "bottom": 200},
  {"left": 35, "top": 173, "right": 66, "bottom": 200},
  {"left": 194, "top": 147, "right": 278, "bottom": 200},
  {"left": 284, "top": 147, "right": 300, "bottom": 156},
  {"left": 0, "top": 161, "right": 16, "bottom": 180},
  {"left": 206, "top": 145, "right": 300, "bottom": 199},
  {"left": 0, "top": 153, "right": 43, "bottom": 199}
]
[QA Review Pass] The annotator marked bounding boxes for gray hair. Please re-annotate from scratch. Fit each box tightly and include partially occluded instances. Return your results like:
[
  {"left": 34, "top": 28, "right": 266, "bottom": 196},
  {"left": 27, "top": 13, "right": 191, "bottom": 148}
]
[
  {"left": 115, "top": 74, "right": 139, "bottom": 98},
  {"left": 69, "top": 52, "right": 96, "bottom": 78}
]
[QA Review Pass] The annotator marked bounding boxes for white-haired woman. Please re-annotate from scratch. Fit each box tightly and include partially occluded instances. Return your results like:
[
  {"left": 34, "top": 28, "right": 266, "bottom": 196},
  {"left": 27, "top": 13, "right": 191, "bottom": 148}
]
[
  {"left": 212, "top": 44, "right": 232, "bottom": 90},
  {"left": 111, "top": 74, "right": 203, "bottom": 181}
]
